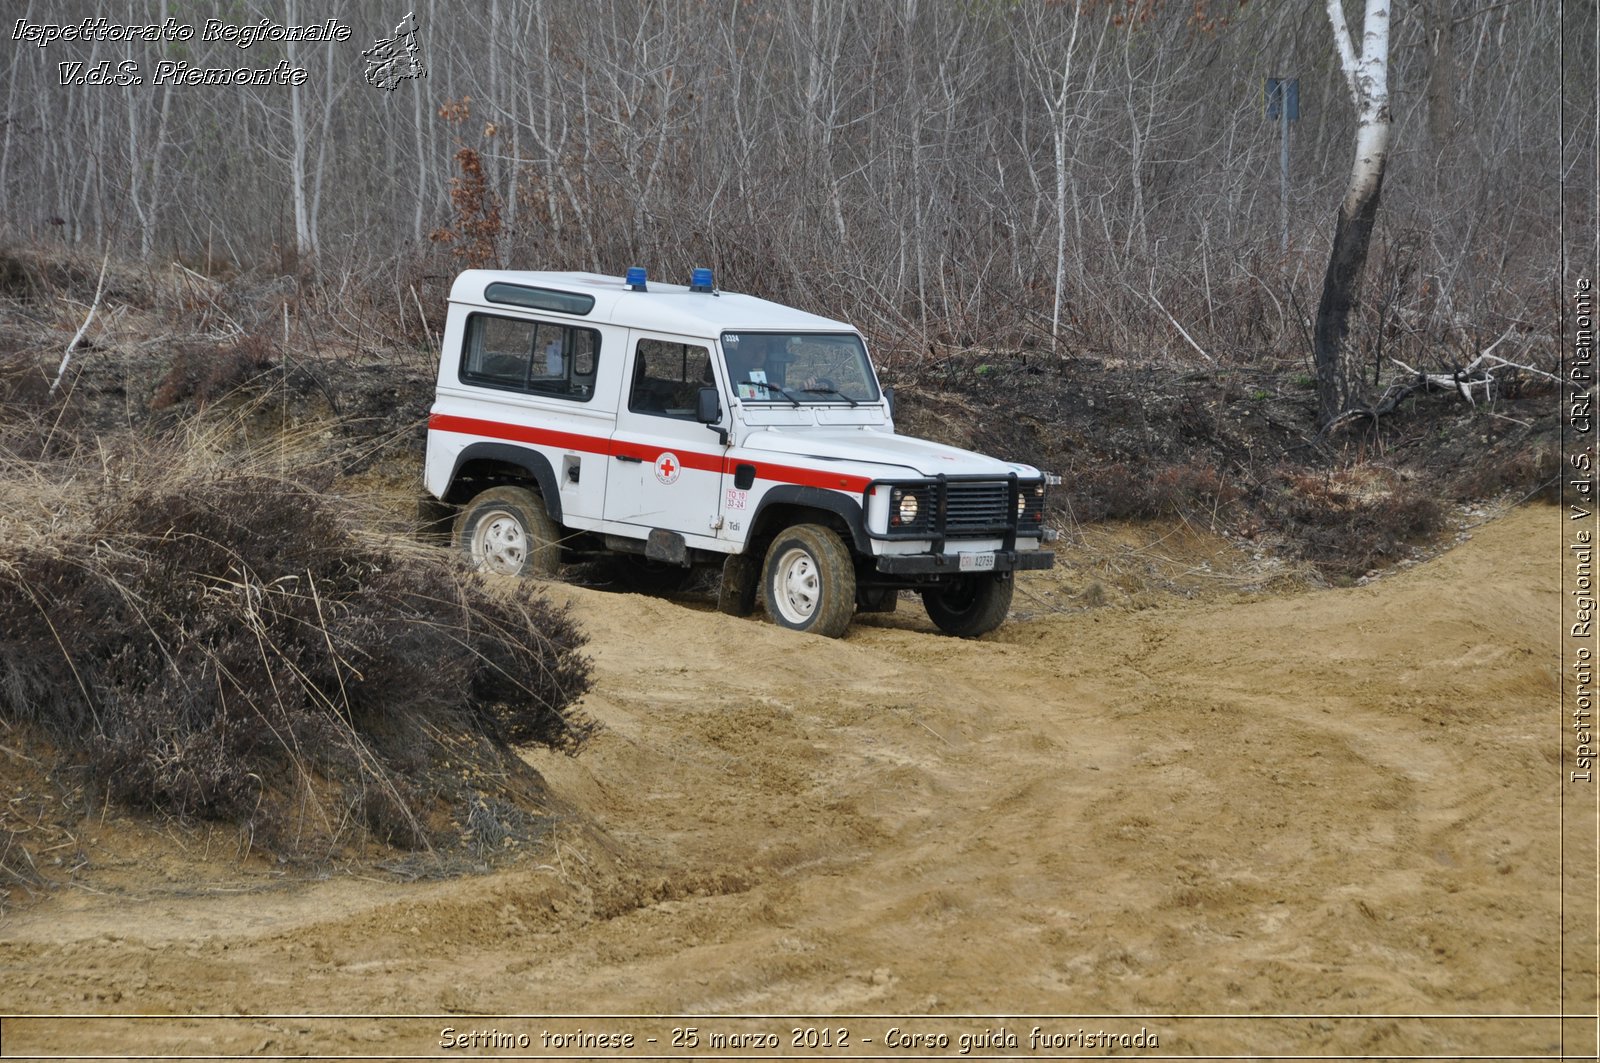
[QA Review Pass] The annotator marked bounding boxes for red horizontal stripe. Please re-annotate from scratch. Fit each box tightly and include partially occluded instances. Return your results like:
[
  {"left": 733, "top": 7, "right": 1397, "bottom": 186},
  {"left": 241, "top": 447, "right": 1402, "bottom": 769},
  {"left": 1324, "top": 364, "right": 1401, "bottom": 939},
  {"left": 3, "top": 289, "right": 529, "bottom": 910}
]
[
  {"left": 608, "top": 438, "right": 723, "bottom": 474},
  {"left": 758, "top": 461, "right": 873, "bottom": 493},
  {"left": 429, "top": 413, "right": 873, "bottom": 494},
  {"left": 431, "top": 413, "right": 606, "bottom": 456}
]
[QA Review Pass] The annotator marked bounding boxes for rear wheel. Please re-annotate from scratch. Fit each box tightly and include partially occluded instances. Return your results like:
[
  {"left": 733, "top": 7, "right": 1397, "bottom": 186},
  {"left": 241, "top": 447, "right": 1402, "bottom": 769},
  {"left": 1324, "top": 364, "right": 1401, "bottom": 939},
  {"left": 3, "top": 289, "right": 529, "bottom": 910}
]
[
  {"left": 453, "top": 486, "right": 562, "bottom": 578},
  {"left": 762, "top": 524, "right": 856, "bottom": 637},
  {"left": 921, "top": 574, "right": 1013, "bottom": 637}
]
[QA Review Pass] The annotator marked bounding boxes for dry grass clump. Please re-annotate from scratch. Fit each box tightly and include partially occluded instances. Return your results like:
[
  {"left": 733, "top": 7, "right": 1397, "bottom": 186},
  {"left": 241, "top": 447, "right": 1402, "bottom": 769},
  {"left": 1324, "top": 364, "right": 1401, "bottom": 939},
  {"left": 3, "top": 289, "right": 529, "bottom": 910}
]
[
  {"left": 1266, "top": 465, "right": 1444, "bottom": 580},
  {"left": 1056, "top": 453, "right": 1446, "bottom": 582},
  {"left": 1063, "top": 458, "right": 1242, "bottom": 524},
  {"left": 0, "top": 350, "right": 55, "bottom": 418},
  {"left": 0, "top": 438, "right": 592, "bottom": 862},
  {"left": 0, "top": 337, "right": 81, "bottom": 462},
  {"left": 150, "top": 332, "right": 278, "bottom": 411}
]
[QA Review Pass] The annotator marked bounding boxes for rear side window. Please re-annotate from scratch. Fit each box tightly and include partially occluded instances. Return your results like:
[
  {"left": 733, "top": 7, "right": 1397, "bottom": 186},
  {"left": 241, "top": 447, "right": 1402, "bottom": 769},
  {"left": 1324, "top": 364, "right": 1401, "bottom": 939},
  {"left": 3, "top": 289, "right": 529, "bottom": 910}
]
[{"left": 459, "top": 313, "right": 600, "bottom": 400}]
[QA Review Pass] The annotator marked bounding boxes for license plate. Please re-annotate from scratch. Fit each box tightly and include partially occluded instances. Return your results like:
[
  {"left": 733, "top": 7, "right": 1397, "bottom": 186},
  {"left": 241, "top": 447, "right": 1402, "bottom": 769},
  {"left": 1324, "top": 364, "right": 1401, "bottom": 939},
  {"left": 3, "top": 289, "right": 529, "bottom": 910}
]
[{"left": 958, "top": 551, "right": 995, "bottom": 572}]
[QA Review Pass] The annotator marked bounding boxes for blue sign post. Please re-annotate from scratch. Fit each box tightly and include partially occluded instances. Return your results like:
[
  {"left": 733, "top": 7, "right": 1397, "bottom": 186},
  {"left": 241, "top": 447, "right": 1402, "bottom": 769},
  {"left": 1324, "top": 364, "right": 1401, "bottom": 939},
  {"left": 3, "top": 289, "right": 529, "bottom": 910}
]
[{"left": 1265, "top": 77, "right": 1300, "bottom": 252}]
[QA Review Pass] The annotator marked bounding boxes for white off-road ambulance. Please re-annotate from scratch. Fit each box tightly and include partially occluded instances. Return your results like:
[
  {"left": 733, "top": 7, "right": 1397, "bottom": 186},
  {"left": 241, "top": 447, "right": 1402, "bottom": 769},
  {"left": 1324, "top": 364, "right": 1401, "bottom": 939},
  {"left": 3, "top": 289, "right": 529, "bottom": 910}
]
[{"left": 424, "top": 267, "right": 1056, "bottom": 637}]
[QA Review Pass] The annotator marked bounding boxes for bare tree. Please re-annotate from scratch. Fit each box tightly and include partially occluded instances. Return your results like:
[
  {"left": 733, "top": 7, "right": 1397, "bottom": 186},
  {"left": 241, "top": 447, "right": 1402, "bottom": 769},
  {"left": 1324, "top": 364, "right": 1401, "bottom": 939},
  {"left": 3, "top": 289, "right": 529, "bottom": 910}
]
[
  {"left": 286, "top": 4, "right": 315, "bottom": 262},
  {"left": 1013, "top": 1, "right": 1089, "bottom": 353},
  {"left": 1422, "top": 0, "right": 1456, "bottom": 148},
  {"left": 1313, "top": 0, "right": 1393, "bottom": 424},
  {"left": 0, "top": 0, "right": 1567, "bottom": 389}
]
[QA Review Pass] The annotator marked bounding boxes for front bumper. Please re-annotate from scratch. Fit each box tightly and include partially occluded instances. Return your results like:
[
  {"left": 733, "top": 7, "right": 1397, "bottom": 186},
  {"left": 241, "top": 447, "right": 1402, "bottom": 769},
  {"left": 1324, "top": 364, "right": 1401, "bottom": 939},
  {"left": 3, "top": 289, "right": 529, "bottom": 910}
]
[{"left": 874, "top": 549, "right": 1055, "bottom": 576}]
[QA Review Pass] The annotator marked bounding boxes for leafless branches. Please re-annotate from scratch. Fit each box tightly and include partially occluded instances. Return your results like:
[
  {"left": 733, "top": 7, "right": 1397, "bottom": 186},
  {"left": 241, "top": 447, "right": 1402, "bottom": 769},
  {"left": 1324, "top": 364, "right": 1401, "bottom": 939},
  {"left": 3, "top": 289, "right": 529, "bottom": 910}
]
[{"left": 0, "top": 1, "right": 1570, "bottom": 376}]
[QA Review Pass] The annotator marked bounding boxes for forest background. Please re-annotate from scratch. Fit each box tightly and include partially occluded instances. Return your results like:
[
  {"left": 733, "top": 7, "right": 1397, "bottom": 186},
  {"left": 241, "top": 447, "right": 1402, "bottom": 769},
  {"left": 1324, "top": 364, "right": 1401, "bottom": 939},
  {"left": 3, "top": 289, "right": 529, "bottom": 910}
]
[{"left": 2, "top": 0, "right": 1587, "bottom": 404}]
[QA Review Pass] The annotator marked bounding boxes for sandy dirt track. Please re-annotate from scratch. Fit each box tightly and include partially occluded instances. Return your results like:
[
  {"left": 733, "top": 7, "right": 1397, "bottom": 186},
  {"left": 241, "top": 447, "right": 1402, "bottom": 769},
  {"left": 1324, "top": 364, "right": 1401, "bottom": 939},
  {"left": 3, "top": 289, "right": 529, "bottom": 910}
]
[{"left": 0, "top": 503, "right": 1587, "bottom": 1058}]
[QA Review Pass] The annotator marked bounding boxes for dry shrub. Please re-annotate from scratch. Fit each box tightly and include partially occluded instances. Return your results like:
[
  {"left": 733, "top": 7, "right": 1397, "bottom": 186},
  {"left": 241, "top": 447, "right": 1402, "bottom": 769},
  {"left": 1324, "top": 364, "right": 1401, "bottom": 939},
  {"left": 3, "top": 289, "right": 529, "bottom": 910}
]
[
  {"left": 1450, "top": 434, "right": 1564, "bottom": 503},
  {"left": 429, "top": 99, "right": 502, "bottom": 269},
  {"left": 1065, "top": 459, "right": 1241, "bottom": 523},
  {"left": 0, "top": 351, "right": 83, "bottom": 461},
  {"left": 430, "top": 146, "right": 502, "bottom": 268},
  {"left": 0, "top": 465, "right": 592, "bottom": 859},
  {"left": 0, "top": 251, "right": 42, "bottom": 300},
  {"left": 151, "top": 333, "right": 277, "bottom": 411},
  {"left": 1269, "top": 466, "right": 1444, "bottom": 579}
]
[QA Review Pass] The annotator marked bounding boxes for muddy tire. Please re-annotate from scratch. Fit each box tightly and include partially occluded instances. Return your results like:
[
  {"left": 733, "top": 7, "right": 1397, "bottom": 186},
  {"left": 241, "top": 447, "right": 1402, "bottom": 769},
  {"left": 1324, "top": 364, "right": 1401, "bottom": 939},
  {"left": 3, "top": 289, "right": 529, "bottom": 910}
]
[
  {"left": 921, "top": 574, "right": 1013, "bottom": 637},
  {"left": 762, "top": 524, "right": 856, "bottom": 637},
  {"left": 717, "top": 553, "right": 760, "bottom": 617},
  {"left": 453, "top": 486, "right": 562, "bottom": 578}
]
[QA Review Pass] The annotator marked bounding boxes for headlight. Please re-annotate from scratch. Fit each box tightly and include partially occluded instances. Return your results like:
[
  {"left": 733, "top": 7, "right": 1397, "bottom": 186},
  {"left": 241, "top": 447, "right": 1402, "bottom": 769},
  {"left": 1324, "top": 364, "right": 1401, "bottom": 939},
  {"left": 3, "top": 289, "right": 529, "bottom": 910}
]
[
  {"left": 1018, "top": 484, "right": 1045, "bottom": 522},
  {"left": 891, "top": 488, "right": 920, "bottom": 526}
]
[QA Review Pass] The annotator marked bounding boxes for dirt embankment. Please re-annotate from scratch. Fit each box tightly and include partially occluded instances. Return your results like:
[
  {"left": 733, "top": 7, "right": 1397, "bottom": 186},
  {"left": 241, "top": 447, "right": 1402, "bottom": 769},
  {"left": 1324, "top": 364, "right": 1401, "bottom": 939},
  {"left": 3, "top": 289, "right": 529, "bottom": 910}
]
[{"left": 0, "top": 501, "right": 1576, "bottom": 1058}]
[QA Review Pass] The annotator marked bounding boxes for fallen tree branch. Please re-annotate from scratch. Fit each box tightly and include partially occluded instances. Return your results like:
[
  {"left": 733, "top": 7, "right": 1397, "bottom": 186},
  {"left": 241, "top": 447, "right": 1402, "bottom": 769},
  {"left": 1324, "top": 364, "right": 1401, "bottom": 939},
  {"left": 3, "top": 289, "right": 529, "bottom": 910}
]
[
  {"left": 50, "top": 253, "right": 108, "bottom": 394},
  {"left": 1320, "top": 340, "right": 1555, "bottom": 438},
  {"left": 1478, "top": 351, "right": 1561, "bottom": 382},
  {"left": 1143, "top": 288, "right": 1214, "bottom": 363},
  {"left": 1489, "top": 411, "right": 1533, "bottom": 428},
  {"left": 1389, "top": 356, "right": 1492, "bottom": 405}
]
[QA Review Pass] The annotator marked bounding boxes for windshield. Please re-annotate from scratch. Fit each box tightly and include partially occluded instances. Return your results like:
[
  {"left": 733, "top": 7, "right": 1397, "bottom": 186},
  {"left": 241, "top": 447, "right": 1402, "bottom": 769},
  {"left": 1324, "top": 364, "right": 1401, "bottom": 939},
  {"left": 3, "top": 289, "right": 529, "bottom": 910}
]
[{"left": 720, "top": 332, "right": 880, "bottom": 404}]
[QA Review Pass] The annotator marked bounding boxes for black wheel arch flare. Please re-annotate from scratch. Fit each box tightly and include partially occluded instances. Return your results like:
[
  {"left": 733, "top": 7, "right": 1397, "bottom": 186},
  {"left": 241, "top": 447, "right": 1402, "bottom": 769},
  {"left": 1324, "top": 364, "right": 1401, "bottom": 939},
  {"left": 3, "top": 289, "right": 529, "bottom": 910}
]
[
  {"left": 445, "top": 441, "right": 563, "bottom": 523},
  {"left": 748, "top": 485, "right": 870, "bottom": 555}
]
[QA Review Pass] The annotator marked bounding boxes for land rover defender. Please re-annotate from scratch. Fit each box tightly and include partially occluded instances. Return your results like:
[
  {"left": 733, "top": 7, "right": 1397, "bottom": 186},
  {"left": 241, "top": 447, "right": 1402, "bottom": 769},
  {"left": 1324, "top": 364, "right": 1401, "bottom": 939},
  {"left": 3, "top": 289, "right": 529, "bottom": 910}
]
[{"left": 424, "top": 267, "right": 1056, "bottom": 637}]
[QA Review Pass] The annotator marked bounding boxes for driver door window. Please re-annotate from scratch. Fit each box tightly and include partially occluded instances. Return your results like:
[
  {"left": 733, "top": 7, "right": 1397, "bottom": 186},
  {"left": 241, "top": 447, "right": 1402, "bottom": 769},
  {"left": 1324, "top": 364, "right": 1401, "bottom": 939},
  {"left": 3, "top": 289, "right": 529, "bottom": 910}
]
[{"left": 628, "top": 339, "right": 713, "bottom": 418}]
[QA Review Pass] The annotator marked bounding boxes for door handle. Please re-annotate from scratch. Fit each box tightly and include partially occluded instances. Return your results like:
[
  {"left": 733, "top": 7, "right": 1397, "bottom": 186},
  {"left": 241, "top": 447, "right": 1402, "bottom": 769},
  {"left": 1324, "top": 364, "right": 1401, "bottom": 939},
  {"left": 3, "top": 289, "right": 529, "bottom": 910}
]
[{"left": 615, "top": 454, "right": 643, "bottom": 463}]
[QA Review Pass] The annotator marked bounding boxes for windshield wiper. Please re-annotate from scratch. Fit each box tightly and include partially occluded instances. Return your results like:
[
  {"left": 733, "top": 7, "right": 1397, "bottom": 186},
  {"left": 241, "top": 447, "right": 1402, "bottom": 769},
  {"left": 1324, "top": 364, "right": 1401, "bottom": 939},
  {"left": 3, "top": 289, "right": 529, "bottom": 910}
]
[
  {"left": 802, "top": 386, "right": 858, "bottom": 407},
  {"left": 738, "top": 378, "right": 802, "bottom": 407}
]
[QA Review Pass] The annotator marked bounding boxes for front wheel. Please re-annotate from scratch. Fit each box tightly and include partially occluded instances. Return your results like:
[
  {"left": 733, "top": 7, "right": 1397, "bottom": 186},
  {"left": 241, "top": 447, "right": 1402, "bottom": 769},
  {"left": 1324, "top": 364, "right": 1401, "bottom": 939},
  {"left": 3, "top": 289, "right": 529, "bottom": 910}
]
[
  {"left": 921, "top": 574, "right": 1014, "bottom": 637},
  {"left": 762, "top": 524, "right": 856, "bottom": 637},
  {"left": 453, "top": 486, "right": 562, "bottom": 578}
]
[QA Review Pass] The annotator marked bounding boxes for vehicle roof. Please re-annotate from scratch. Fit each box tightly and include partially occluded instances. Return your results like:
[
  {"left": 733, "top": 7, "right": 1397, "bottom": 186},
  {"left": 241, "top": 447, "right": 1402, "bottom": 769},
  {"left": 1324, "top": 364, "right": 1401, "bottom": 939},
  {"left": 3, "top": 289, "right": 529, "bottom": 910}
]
[{"left": 449, "top": 270, "right": 857, "bottom": 338}]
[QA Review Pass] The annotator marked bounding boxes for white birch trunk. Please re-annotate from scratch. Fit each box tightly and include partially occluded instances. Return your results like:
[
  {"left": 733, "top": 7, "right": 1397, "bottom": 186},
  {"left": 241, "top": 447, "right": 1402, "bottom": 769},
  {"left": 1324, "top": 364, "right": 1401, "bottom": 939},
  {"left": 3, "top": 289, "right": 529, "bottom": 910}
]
[
  {"left": 1046, "top": 6, "right": 1082, "bottom": 352},
  {"left": 1313, "top": 0, "right": 1393, "bottom": 424},
  {"left": 288, "top": 51, "right": 314, "bottom": 260},
  {"left": 1327, "top": 0, "right": 1392, "bottom": 212}
]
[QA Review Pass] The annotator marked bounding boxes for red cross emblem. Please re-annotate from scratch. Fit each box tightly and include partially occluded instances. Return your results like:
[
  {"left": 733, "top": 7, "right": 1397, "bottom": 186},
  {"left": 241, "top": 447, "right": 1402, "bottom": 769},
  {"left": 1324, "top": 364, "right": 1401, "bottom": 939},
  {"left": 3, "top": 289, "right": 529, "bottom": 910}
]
[{"left": 654, "top": 451, "right": 681, "bottom": 485}]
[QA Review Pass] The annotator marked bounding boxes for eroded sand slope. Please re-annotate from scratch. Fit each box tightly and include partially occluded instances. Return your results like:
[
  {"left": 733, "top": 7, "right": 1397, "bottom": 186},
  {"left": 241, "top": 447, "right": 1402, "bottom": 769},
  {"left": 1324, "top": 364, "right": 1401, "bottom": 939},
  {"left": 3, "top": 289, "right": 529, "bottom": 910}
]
[{"left": 0, "top": 504, "right": 1575, "bottom": 1057}]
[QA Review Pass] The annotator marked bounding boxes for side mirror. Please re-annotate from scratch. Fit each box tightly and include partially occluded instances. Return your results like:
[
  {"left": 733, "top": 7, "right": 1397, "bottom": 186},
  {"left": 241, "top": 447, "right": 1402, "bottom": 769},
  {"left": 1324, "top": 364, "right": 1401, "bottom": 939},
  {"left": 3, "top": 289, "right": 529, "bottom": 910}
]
[
  {"left": 882, "top": 386, "right": 896, "bottom": 419},
  {"left": 697, "top": 386, "right": 729, "bottom": 445},
  {"left": 696, "top": 387, "right": 722, "bottom": 425}
]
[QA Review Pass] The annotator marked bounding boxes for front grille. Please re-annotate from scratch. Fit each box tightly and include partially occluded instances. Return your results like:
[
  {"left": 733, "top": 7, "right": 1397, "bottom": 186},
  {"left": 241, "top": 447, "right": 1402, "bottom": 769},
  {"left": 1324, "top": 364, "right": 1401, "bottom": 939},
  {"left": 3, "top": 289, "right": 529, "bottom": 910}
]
[
  {"left": 943, "top": 481, "right": 1010, "bottom": 532},
  {"left": 875, "top": 474, "right": 1048, "bottom": 543}
]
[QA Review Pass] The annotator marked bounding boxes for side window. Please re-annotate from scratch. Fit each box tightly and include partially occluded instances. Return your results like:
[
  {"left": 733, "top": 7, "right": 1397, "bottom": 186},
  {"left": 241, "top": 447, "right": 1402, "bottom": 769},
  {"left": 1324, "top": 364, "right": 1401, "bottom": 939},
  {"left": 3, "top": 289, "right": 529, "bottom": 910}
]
[
  {"left": 628, "top": 338, "right": 712, "bottom": 418},
  {"left": 459, "top": 313, "right": 600, "bottom": 401},
  {"left": 462, "top": 314, "right": 533, "bottom": 387},
  {"left": 531, "top": 323, "right": 566, "bottom": 382}
]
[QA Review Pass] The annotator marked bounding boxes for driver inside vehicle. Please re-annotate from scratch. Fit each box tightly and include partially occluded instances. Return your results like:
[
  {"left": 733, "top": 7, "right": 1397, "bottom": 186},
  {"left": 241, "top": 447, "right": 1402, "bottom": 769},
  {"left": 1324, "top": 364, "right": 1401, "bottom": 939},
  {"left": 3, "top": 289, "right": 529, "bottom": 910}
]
[
  {"left": 727, "top": 336, "right": 818, "bottom": 399},
  {"left": 729, "top": 335, "right": 778, "bottom": 393}
]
